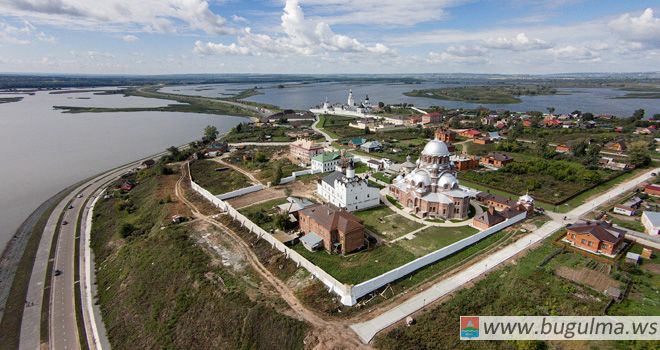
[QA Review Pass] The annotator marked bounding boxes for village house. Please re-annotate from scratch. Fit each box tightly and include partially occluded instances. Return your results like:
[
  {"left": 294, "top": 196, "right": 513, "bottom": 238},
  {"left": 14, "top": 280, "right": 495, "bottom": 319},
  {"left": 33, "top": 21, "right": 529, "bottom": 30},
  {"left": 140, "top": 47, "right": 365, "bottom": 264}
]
[
  {"left": 298, "top": 203, "right": 366, "bottom": 254},
  {"left": 480, "top": 153, "right": 513, "bottom": 168},
  {"left": 317, "top": 161, "right": 380, "bottom": 212},
  {"left": 605, "top": 140, "right": 627, "bottom": 152},
  {"left": 360, "top": 140, "right": 383, "bottom": 153},
  {"left": 555, "top": 144, "right": 572, "bottom": 154},
  {"left": 612, "top": 196, "right": 643, "bottom": 216},
  {"left": 450, "top": 154, "right": 479, "bottom": 171},
  {"left": 311, "top": 152, "right": 342, "bottom": 173},
  {"left": 599, "top": 157, "right": 631, "bottom": 171},
  {"left": 644, "top": 184, "right": 660, "bottom": 197},
  {"left": 641, "top": 211, "right": 660, "bottom": 236},
  {"left": 544, "top": 118, "right": 562, "bottom": 127},
  {"left": 473, "top": 136, "right": 491, "bottom": 145},
  {"left": 435, "top": 128, "right": 456, "bottom": 142},
  {"left": 422, "top": 111, "right": 442, "bottom": 124},
  {"left": 277, "top": 197, "right": 315, "bottom": 222},
  {"left": 365, "top": 159, "right": 382, "bottom": 171},
  {"left": 348, "top": 137, "right": 367, "bottom": 148},
  {"left": 459, "top": 129, "right": 481, "bottom": 139},
  {"left": 289, "top": 139, "right": 324, "bottom": 165},
  {"left": 205, "top": 141, "right": 229, "bottom": 157},
  {"left": 564, "top": 221, "right": 625, "bottom": 257},
  {"left": 522, "top": 119, "right": 533, "bottom": 128}
]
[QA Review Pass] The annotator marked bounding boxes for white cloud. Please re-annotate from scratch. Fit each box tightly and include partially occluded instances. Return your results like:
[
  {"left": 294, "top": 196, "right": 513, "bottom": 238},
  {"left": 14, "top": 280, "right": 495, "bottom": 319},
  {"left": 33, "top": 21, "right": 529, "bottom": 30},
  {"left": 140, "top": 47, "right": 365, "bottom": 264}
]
[
  {"left": 0, "top": 20, "right": 55, "bottom": 44},
  {"left": 549, "top": 45, "right": 600, "bottom": 62},
  {"left": 195, "top": 0, "right": 393, "bottom": 57},
  {"left": 120, "top": 34, "right": 139, "bottom": 43},
  {"left": 609, "top": 8, "right": 660, "bottom": 47},
  {"left": 427, "top": 45, "right": 488, "bottom": 64},
  {"left": 193, "top": 40, "right": 250, "bottom": 55},
  {"left": 294, "top": 0, "right": 466, "bottom": 26},
  {"left": 0, "top": 0, "right": 232, "bottom": 34},
  {"left": 232, "top": 15, "right": 247, "bottom": 23},
  {"left": 484, "top": 32, "right": 551, "bottom": 51}
]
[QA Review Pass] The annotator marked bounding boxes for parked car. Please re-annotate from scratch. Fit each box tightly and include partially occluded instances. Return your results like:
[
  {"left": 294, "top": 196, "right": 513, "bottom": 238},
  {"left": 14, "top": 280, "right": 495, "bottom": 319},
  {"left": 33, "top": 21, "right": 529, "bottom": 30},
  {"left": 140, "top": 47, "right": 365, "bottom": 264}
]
[
  {"left": 62, "top": 221, "right": 68, "bottom": 226},
  {"left": 68, "top": 205, "right": 74, "bottom": 209},
  {"left": 54, "top": 269, "right": 62, "bottom": 276},
  {"left": 652, "top": 172, "right": 657, "bottom": 177},
  {"left": 77, "top": 194, "right": 83, "bottom": 198}
]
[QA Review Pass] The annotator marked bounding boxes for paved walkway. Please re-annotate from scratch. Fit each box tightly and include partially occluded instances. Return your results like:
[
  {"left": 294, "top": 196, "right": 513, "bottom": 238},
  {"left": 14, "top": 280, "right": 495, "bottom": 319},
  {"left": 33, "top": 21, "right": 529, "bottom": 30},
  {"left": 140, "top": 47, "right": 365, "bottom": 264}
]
[
  {"left": 311, "top": 116, "right": 337, "bottom": 143},
  {"left": 350, "top": 167, "right": 659, "bottom": 344},
  {"left": 228, "top": 141, "right": 292, "bottom": 146},
  {"left": 378, "top": 188, "right": 481, "bottom": 228}
]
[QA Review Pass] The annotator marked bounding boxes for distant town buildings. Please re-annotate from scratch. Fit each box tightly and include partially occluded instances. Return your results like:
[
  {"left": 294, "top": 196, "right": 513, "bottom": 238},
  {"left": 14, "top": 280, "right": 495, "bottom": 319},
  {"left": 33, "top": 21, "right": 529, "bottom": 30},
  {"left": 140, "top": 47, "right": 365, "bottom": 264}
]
[
  {"left": 389, "top": 139, "right": 470, "bottom": 220},
  {"left": 289, "top": 139, "right": 324, "bottom": 165},
  {"left": 298, "top": 203, "right": 365, "bottom": 254}
]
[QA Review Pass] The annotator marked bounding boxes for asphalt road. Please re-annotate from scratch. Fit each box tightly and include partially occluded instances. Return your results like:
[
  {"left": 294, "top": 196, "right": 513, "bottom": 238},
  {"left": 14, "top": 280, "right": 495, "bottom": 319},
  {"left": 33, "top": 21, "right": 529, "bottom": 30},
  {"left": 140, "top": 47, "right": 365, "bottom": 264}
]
[{"left": 19, "top": 147, "right": 184, "bottom": 350}]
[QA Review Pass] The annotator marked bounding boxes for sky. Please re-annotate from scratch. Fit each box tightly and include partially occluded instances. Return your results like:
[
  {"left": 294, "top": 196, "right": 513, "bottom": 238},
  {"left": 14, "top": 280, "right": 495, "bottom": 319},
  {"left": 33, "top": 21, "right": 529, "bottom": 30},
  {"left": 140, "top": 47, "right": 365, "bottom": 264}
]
[{"left": 0, "top": 0, "right": 658, "bottom": 75}]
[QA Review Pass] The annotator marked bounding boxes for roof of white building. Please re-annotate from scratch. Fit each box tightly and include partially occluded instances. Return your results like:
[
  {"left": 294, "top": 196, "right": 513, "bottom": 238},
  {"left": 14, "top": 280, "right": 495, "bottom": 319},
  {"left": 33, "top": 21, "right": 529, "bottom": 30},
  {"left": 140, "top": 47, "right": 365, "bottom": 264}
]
[
  {"left": 421, "top": 192, "right": 454, "bottom": 204},
  {"left": 643, "top": 211, "right": 660, "bottom": 227}
]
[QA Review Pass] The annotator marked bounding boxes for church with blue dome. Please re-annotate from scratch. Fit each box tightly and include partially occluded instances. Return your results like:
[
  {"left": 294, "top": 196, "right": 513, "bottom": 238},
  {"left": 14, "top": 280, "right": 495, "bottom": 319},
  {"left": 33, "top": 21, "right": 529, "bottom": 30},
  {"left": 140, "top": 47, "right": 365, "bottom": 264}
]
[{"left": 389, "top": 139, "right": 470, "bottom": 219}]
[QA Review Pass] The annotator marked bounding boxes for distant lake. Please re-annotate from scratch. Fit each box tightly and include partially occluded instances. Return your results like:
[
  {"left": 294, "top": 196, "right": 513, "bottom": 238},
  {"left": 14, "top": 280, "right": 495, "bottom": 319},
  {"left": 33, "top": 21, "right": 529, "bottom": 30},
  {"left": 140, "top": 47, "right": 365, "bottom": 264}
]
[
  {"left": 0, "top": 90, "right": 245, "bottom": 252},
  {"left": 162, "top": 82, "right": 659, "bottom": 117}
]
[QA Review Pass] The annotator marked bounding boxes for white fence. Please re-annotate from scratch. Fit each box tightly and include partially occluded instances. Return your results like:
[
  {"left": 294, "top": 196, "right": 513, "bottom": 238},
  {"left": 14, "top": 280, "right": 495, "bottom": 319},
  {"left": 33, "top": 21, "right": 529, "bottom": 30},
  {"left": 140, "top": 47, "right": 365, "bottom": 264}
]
[
  {"left": 280, "top": 168, "right": 322, "bottom": 185},
  {"left": 216, "top": 184, "right": 264, "bottom": 200},
  {"left": 191, "top": 175, "right": 527, "bottom": 306},
  {"left": 349, "top": 211, "right": 526, "bottom": 300}
]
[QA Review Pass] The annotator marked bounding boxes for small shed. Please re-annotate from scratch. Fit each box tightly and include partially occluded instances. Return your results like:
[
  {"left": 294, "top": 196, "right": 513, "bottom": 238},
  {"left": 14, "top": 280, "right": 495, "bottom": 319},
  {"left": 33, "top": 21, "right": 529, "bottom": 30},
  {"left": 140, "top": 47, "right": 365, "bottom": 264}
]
[
  {"left": 300, "top": 232, "right": 323, "bottom": 252},
  {"left": 641, "top": 248, "right": 653, "bottom": 259},
  {"left": 625, "top": 252, "right": 641, "bottom": 265}
]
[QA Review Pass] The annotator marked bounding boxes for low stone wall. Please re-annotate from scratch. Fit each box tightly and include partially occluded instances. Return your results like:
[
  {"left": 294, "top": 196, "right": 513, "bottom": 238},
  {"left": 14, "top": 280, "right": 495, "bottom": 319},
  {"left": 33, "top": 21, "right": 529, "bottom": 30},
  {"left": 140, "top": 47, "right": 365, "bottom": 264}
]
[
  {"left": 191, "top": 174, "right": 527, "bottom": 306},
  {"left": 280, "top": 168, "right": 322, "bottom": 185},
  {"left": 349, "top": 211, "right": 527, "bottom": 301},
  {"left": 216, "top": 184, "right": 264, "bottom": 200}
]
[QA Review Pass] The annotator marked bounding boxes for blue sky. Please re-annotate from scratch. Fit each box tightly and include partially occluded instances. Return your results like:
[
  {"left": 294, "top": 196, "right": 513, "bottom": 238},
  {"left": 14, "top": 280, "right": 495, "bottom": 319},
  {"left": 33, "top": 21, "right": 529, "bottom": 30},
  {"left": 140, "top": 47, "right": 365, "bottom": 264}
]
[{"left": 0, "top": 0, "right": 658, "bottom": 74}]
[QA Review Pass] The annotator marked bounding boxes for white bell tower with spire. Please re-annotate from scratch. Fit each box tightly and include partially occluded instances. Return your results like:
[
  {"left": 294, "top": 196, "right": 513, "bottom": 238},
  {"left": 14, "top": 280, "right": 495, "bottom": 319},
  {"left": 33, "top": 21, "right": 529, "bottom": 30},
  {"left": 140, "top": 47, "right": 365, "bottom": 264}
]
[{"left": 347, "top": 89, "right": 355, "bottom": 106}]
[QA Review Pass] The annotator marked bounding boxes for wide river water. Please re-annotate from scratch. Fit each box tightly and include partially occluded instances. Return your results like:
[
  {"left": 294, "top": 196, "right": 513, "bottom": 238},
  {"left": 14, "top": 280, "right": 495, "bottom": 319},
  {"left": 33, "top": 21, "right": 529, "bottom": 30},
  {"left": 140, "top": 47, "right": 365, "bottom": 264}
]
[
  {"left": 161, "top": 82, "right": 659, "bottom": 116},
  {"left": 0, "top": 89, "right": 246, "bottom": 252}
]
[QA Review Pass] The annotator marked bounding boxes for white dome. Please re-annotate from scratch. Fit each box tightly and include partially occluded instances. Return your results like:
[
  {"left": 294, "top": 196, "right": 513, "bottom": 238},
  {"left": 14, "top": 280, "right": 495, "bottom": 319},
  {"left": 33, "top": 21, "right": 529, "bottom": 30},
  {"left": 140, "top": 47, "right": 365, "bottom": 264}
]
[
  {"left": 519, "top": 193, "right": 534, "bottom": 203},
  {"left": 438, "top": 173, "right": 458, "bottom": 189},
  {"left": 410, "top": 170, "right": 431, "bottom": 187},
  {"left": 422, "top": 140, "right": 450, "bottom": 157}
]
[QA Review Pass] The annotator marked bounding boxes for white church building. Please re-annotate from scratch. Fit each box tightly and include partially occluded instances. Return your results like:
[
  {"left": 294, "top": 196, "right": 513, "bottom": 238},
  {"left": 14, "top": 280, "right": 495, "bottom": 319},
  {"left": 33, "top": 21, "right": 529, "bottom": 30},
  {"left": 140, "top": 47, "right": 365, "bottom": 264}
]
[{"left": 317, "top": 161, "right": 380, "bottom": 212}]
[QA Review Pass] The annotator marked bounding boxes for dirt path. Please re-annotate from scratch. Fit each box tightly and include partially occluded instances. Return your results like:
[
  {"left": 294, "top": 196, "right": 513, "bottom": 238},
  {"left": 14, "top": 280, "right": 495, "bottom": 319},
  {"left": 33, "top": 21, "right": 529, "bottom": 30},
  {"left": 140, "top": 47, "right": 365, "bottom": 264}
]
[
  {"left": 210, "top": 157, "right": 262, "bottom": 185},
  {"left": 175, "top": 162, "right": 369, "bottom": 350}
]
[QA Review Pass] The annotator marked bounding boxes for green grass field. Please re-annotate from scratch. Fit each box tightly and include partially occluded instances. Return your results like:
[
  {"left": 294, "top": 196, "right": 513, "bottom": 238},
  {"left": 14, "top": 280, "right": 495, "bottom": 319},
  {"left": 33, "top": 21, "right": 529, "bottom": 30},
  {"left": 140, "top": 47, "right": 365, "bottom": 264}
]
[
  {"left": 353, "top": 206, "right": 424, "bottom": 240},
  {"left": 189, "top": 159, "right": 253, "bottom": 195},
  {"left": 397, "top": 225, "right": 479, "bottom": 257}
]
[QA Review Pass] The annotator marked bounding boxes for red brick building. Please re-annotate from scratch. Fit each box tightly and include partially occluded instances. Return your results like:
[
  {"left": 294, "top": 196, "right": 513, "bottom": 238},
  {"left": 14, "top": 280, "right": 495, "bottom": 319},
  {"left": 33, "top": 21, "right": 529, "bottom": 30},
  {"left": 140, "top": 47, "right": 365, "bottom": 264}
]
[
  {"left": 289, "top": 139, "right": 324, "bottom": 165},
  {"left": 645, "top": 184, "right": 660, "bottom": 197},
  {"left": 459, "top": 129, "right": 481, "bottom": 139},
  {"left": 473, "top": 207, "right": 505, "bottom": 230},
  {"left": 422, "top": 112, "right": 443, "bottom": 124},
  {"left": 555, "top": 144, "right": 571, "bottom": 153},
  {"left": 452, "top": 155, "right": 479, "bottom": 171},
  {"left": 479, "top": 153, "right": 513, "bottom": 168},
  {"left": 435, "top": 128, "right": 456, "bottom": 142},
  {"left": 298, "top": 203, "right": 365, "bottom": 255},
  {"left": 565, "top": 221, "right": 625, "bottom": 257}
]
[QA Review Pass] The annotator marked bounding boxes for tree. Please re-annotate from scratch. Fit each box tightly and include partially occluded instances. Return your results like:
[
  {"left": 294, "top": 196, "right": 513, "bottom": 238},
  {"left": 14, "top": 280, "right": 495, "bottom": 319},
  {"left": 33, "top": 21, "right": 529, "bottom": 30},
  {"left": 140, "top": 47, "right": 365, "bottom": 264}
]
[
  {"left": 628, "top": 140, "right": 651, "bottom": 167},
  {"left": 653, "top": 114, "right": 660, "bottom": 121},
  {"left": 235, "top": 123, "right": 243, "bottom": 133},
  {"left": 364, "top": 126, "right": 370, "bottom": 135},
  {"left": 572, "top": 140, "right": 588, "bottom": 157},
  {"left": 632, "top": 108, "right": 645, "bottom": 121},
  {"left": 273, "top": 213, "right": 288, "bottom": 231},
  {"left": 546, "top": 107, "right": 555, "bottom": 115},
  {"left": 272, "top": 165, "right": 283, "bottom": 185},
  {"left": 450, "top": 116, "right": 461, "bottom": 128},
  {"left": 582, "top": 112, "right": 594, "bottom": 121},
  {"left": 166, "top": 146, "right": 180, "bottom": 157},
  {"left": 536, "top": 139, "right": 548, "bottom": 157},
  {"left": 255, "top": 152, "right": 268, "bottom": 163},
  {"left": 203, "top": 125, "right": 219, "bottom": 142},
  {"left": 378, "top": 101, "right": 385, "bottom": 108}
]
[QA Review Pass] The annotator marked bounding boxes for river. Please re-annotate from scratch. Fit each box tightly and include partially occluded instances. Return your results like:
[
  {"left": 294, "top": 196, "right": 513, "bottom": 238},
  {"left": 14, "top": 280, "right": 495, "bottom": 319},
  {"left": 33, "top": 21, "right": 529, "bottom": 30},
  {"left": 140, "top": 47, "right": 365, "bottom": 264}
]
[
  {"left": 0, "top": 89, "right": 246, "bottom": 252},
  {"left": 161, "top": 82, "right": 659, "bottom": 117}
]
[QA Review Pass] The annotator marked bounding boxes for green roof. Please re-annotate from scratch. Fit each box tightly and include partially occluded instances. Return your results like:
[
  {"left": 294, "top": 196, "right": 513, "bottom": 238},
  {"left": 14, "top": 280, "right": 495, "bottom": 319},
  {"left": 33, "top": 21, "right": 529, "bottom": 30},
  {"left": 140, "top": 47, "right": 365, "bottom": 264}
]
[{"left": 312, "top": 152, "right": 341, "bottom": 163}]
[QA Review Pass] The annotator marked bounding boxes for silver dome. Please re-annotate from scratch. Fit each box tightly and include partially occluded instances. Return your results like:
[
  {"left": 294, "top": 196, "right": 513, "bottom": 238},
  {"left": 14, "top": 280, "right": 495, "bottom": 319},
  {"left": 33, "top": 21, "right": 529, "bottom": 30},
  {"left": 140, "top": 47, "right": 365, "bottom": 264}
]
[
  {"left": 438, "top": 173, "right": 458, "bottom": 189},
  {"left": 422, "top": 140, "right": 450, "bottom": 157}
]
